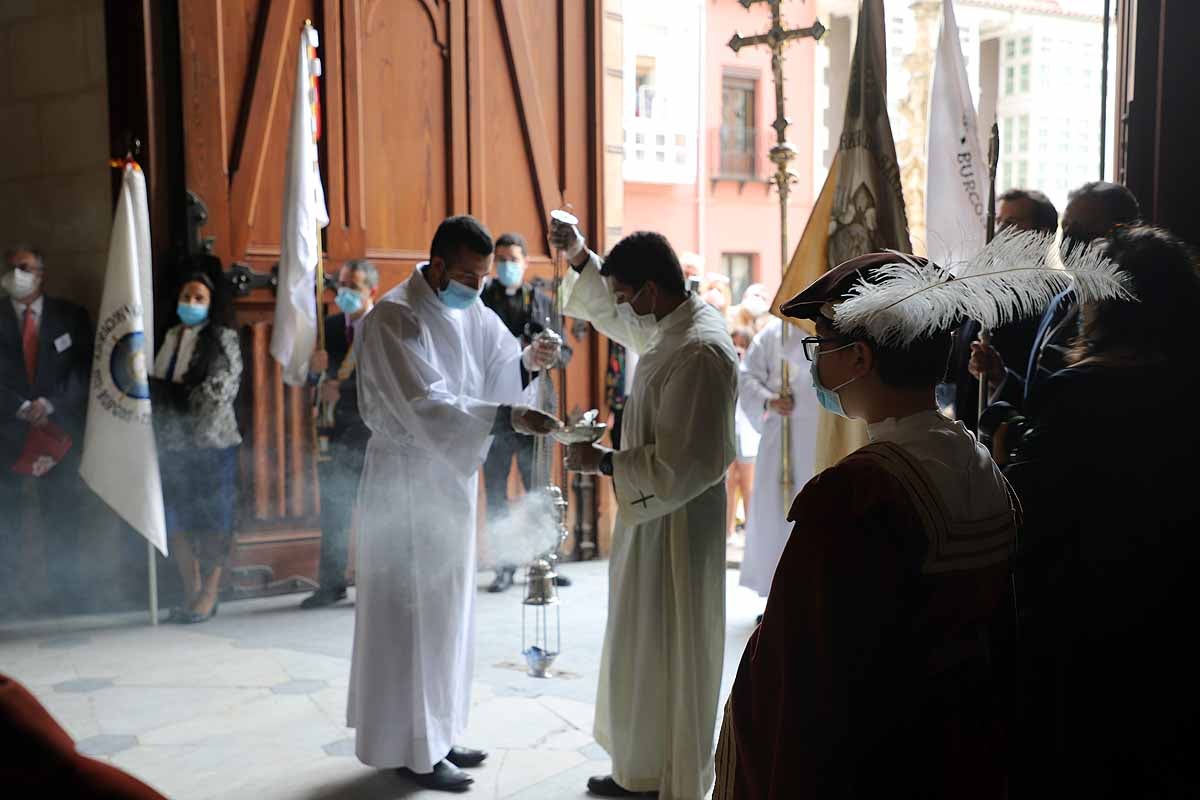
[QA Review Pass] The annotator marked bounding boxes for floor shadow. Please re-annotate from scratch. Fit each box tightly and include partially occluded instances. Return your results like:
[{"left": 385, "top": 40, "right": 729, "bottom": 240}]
[{"left": 303, "top": 769, "right": 425, "bottom": 800}]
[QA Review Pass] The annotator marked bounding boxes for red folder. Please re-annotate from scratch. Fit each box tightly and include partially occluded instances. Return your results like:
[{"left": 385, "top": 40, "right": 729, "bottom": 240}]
[{"left": 11, "top": 423, "right": 73, "bottom": 476}]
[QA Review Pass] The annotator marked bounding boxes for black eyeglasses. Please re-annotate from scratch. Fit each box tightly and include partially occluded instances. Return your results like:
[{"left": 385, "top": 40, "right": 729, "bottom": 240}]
[{"left": 800, "top": 336, "right": 847, "bottom": 362}]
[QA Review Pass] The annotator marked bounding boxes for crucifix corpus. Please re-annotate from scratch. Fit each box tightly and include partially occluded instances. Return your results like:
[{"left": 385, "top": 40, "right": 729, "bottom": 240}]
[{"left": 728, "top": 0, "right": 825, "bottom": 509}]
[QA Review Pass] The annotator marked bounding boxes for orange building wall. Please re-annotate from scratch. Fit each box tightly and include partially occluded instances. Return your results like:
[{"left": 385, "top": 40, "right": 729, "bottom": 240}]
[{"left": 622, "top": 0, "right": 820, "bottom": 300}]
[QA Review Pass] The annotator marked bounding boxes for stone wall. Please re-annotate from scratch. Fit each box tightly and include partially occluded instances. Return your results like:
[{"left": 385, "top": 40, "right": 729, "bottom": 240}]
[{"left": 0, "top": 0, "right": 110, "bottom": 316}]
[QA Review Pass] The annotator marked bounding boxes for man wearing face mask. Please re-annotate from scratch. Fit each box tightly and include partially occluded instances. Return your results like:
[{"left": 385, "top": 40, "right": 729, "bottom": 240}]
[
  {"left": 714, "top": 252, "right": 1019, "bottom": 800},
  {"left": 551, "top": 220, "right": 738, "bottom": 799},
  {"left": 0, "top": 244, "right": 93, "bottom": 616},
  {"left": 969, "top": 181, "right": 1140, "bottom": 415},
  {"left": 479, "top": 232, "right": 574, "bottom": 593},
  {"left": 346, "top": 216, "right": 563, "bottom": 793},
  {"left": 299, "top": 259, "right": 379, "bottom": 610}
]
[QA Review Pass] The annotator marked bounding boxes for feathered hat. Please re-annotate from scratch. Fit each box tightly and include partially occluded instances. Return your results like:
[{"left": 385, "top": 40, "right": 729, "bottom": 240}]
[{"left": 780, "top": 228, "right": 1135, "bottom": 345}]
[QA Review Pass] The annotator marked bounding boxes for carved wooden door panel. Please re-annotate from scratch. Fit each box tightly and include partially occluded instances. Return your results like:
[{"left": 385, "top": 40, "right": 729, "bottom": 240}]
[{"left": 175, "top": 0, "right": 605, "bottom": 596}]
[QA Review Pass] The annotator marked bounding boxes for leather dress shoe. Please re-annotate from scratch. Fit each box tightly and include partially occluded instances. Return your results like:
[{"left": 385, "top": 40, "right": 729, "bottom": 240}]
[
  {"left": 397, "top": 760, "right": 473, "bottom": 792},
  {"left": 445, "top": 745, "right": 488, "bottom": 768},
  {"left": 587, "top": 774, "right": 658, "bottom": 797},
  {"left": 488, "top": 566, "right": 516, "bottom": 593},
  {"left": 300, "top": 586, "right": 347, "bottom": 609}
]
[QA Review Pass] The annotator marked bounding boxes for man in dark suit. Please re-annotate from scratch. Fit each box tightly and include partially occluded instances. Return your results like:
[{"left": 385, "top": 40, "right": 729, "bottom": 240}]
[
  {"left": 944, "top": 189, "right": 1056, "bottom": 429},
  {"left": 0, "top": 245, "right": 93, "bottom": 616},
  {"left": 969, "top": 182, "right": 1141, "bottom": 413},
  {"left": 300, "top": 259, "right": 379, "bottom": 609},
  {"left": 481, "top": 232, "right": 573, "bottom": 593}
]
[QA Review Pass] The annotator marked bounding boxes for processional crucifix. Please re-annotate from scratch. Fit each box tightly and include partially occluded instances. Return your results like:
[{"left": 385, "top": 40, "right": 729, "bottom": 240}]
[{"left": 729, "top": 0, "right": 825, "bottom": 508}]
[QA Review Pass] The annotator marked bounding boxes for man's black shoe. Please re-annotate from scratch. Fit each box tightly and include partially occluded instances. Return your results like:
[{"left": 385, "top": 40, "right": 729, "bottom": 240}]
[
  {"left": 553, "top": 573, "right": 572, "bottom": 587},
  {"left": 488, "top": 566, "right": 516, "bottom": 593},
  {"left": 587, "top": 774, "right": 658, "bottom": 797},
  {"left": 397, "top": 761, "right": 474, "bottom": 792},
  {"left": 300, "top": 586, "right": 347, "bottom": 609},
  {"left": 445, "top": 745, "right": 488, "bottom": 768}
]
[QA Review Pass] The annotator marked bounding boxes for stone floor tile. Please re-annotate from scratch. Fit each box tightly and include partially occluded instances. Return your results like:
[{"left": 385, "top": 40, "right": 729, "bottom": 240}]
[
  {"left": 538, "top": 728, "right": 593, "bottom": 751},
  {"left": 89, "top": 686, "right": 269, "bottom": 737},
  {"left": 37, "top": 691, "right": 102, "bottom": 741},
  {"left": 137, "top": 692, "right": 343, "bottom": 749},
  {"left": 577, "top": 742, "right": 608, "bottom": 762},
  {"left": 496, "top": 747, "right": 585, "bottom": 798},
  {"left": 321, "top": 737, "right": 356, "bottom": 757},
  {"left": 270, "top": 678, "right": 329, "bottom": 695},
  {"left": 53, "top": 676, "right": 114, "bottom": 693},
  {"left": 537, "top": 695, "right": 595, "bottom": 732},
  {"left": 499, "top": 758, "right": 611, "bottom": 800},
  {"left": 38, "top": 634, "right": 91, "bottom": 649},
  {"left": 77, "top": 733, "right": 138, "bottom": 756},
  {"left": 462, "top": 696, "right": 571, "bottom": 750}
]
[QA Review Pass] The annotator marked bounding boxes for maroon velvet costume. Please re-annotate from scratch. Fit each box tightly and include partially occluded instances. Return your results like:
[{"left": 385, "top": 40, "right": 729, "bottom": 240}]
[{"left": 714, "top": 442, "right": 1017, "bottom": 800}]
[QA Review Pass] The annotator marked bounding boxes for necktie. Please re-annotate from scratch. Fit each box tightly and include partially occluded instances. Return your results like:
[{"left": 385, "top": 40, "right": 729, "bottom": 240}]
[{"left": 22, "top": 306, "right": 37, "bottom": 384}]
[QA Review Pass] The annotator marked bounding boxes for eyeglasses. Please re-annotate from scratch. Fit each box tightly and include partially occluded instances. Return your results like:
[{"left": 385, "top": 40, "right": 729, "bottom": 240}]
[{"left": 801, "top": 336, "right": 850, "bottom": 362}]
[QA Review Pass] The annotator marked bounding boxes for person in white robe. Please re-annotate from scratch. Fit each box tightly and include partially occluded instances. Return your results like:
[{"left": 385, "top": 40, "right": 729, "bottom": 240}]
[
  {"left": 736, "top": 317, "right": 821, "bottom": 597},
  {"left": 346, "top": 215, "right": 561, "bottom": 793},
  {"left": 552, "top": 222, "right": 739, "bottom": 800}
]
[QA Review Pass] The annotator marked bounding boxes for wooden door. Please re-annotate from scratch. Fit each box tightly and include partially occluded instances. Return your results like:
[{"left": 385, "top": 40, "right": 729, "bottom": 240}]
[{"left": 174, "top": 0, "right": 607, "bottom": 596}]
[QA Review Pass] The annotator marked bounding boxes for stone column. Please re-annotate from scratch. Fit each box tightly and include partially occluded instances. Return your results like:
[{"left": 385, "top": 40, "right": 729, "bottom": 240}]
[{"left": 896, "top": 0, "right": 939, "bottom": 255}]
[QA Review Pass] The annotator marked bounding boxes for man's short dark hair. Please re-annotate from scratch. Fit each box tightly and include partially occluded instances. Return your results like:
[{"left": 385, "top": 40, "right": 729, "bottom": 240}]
[
  {"left": 1067, "top": 181, "right": 1141, "bottom": 226},
  {"left": 819, "top": 318, "right": 952, "bottom": 391},
  {"left": 431, "top": 215, "right": 494, "bottom": 264},
  {"left": 5, "top": 243, "right": 44, "bottom": 269},
  {"left": 999, "top": 188, "right": 1059, "bottom": 234},
  {"left": 494, "top": 232, "right": 527, "bottom": 256},
  {"left": 601, "top": 231, "right": 686, "bottom": 295}
]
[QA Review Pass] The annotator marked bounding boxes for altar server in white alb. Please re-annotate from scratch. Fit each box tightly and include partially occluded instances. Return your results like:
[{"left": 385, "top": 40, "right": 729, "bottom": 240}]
[
  {"left": 347, "top": 215, "right": 561, "bottom": 793},
  {"left": 554, "top": 220, "right": 739, "bottom": 800},
  {"left": 737, "top": 317, "right": 820, "bottom": 598}
]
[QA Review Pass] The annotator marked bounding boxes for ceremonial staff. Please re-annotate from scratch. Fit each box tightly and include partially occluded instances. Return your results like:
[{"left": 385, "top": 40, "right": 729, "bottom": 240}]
[
  {"left": 977, "top": 122, "right": 1001, "bottom": 429},
  {"left": 729, "top": 0, "right": 824, "bottom": 509}
]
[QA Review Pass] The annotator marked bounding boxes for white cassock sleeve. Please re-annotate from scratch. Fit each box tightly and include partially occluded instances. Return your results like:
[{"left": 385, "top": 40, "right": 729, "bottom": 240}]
[
  {"left": 610, "top": 346, "right": 737, "bottom": 527},
  {"left": 357, "top": 302, "right": 519, "bottom": 478},
  {"left": 738, "top": 327, "right": 777, "bottom": 435},
  {"left": 560, "top": 252, "right": 659, "bottom": 356}
]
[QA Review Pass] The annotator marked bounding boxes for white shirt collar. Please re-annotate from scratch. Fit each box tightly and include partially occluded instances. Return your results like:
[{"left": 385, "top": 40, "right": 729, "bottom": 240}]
[{"left": 11, "top": 295, "right": 44, "bottom": 318}]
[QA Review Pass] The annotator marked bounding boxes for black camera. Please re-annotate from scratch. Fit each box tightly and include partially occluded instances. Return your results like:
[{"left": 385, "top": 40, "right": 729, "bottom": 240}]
[{"left": 977, "top": 401, "right": 1034, "bottom": 462}]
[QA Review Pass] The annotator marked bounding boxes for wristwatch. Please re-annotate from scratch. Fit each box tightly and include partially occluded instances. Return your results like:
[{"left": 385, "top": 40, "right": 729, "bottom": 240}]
[{"left": 599, "top": 451, "right": 615, "bottom": 476}]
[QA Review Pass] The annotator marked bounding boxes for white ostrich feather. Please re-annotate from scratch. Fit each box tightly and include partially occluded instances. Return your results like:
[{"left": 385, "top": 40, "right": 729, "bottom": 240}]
[{"left": 832, "top": 228, "right": 1135, "bottom": 346}]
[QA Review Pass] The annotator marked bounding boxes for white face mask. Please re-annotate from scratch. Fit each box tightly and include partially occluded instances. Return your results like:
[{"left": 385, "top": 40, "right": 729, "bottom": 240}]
[
  {"left": 2, "top": 268, "right": 39, "bottom": 300},
  {"left": 615, "top": 284, "right": 658, "bottom": 337}
]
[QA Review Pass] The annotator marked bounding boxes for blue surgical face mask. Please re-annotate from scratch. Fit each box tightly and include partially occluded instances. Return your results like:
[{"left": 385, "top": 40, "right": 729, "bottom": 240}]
[
  {"left": 810, "top": 341, "right": 858, "bottom": 418},
  {"left": 177, "top": 302, "right": 209, "bottom": 327},
  {"left": 438, "top": 279, "right": 481, "bottom": 310},
  {"left": 335, "top": 286, "right": 364, "bottom": 315},
  {"left": 496, "top": 259, "right": 525, "bottom": 289}
]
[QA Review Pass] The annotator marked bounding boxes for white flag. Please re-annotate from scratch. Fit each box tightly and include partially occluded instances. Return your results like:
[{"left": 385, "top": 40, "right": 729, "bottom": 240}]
[
  {"left": 80, "top": 164, "right": 167, "bottom": 555},
  {"left": 926, "top": 0, "right": 986, "bottom": 270},
  {"left": 270, "top": 26, "right": 329, "bottom": 387}
]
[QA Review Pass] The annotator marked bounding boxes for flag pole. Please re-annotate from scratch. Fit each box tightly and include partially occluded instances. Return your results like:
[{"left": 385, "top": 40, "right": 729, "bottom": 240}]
[
  {"left": 977, "top": 122, "right": 1001, "bottom": 429},
  {"left": 305, "top": 19, "right": 330, "bottom": 458},
  {"left": 148, "top": 541, "right": 159, "bottom": 626}
]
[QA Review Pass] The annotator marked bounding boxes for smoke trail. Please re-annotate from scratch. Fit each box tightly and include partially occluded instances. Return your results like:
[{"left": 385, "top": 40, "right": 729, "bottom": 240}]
[{"left": 483, "top": 488, "right": 564, "bottom": 569}]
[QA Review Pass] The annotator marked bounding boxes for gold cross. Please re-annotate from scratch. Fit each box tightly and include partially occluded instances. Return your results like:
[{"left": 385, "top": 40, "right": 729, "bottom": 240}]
[{"left": 729, "top": 0, "right": 824, "bottom": 512}]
